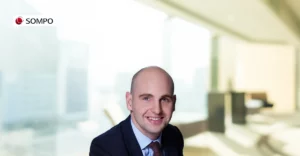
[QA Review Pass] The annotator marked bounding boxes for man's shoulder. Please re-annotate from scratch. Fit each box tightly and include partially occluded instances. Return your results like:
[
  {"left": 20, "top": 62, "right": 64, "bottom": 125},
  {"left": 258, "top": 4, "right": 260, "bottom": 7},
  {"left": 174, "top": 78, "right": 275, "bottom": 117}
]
[
  {"left": 164, "top": 123, "right": 181, "bottom": 134},
  {"left": 92, "top": 123, "right": 123, "bottom": 146},
  {"left": 90, "top": 121, "right": 130, "bottom": 156},
  {"left": 163, "top": 123, "right": 184, "bottom": 147}
]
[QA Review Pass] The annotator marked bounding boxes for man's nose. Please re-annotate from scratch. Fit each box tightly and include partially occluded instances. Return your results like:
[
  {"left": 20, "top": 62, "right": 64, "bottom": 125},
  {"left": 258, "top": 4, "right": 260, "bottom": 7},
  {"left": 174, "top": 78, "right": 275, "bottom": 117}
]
[{"left": 152, "top": 101, "right": 162, "bottom": 114}]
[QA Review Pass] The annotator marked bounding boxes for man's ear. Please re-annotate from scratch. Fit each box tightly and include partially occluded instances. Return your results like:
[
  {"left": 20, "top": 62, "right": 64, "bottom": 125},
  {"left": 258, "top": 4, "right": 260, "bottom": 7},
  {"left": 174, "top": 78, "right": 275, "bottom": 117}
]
[
  {"left": 126, "top": 92, "right": 133, "bottom": 111},
  {"left": 172, "top": 95, "right": 176, "bottom": 111}
]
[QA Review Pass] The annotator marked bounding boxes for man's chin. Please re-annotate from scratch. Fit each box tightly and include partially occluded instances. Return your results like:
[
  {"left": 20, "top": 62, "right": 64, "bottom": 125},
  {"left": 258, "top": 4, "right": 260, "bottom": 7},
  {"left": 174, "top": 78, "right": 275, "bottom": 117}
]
[
  {"left": 146, "top": 125, "right": 166, "bottom": 134},
  {"left": 148, "top": 129, "right": 163, "bottom": 136}
]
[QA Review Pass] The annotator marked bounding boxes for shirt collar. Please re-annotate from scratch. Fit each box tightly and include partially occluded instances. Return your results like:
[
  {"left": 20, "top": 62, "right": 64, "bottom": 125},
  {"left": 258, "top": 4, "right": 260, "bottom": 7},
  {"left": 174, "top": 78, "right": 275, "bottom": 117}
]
[{"left": 130, "top": 118, "right": 162, "bottom": 150}]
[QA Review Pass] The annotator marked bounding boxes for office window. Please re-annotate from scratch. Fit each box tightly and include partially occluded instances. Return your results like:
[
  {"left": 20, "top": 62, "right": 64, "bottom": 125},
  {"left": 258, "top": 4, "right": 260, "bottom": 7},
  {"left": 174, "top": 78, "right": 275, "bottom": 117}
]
[
  {"left": 170, "top": 18, "right": 211, "bottom": 116},
  {"left": 0, "top": 0, "right": 211, "bottom": 155}
]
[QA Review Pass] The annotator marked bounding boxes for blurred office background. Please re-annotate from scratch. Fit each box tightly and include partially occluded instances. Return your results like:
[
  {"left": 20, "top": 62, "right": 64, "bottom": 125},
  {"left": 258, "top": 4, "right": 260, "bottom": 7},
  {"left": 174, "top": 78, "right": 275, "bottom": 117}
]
[{"left": 0, "top": 0, "right": 299, "bottom": 155}]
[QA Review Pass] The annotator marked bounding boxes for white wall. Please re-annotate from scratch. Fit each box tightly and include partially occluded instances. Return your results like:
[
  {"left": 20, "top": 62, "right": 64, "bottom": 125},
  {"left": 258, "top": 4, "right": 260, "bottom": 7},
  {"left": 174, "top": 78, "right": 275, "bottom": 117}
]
[
  {"left": 218, "top": 37, "right": 296, "bottom": 114},
  {"left": 234, "top": 43, "right": 296, "bottom": 113}
]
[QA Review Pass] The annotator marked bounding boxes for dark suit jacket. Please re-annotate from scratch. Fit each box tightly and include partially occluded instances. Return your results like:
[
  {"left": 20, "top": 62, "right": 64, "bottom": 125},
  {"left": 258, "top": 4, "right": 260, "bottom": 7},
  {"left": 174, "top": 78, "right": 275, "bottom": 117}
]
[{"left": 89, "top": 115, "right": 184, "bottom": 156}]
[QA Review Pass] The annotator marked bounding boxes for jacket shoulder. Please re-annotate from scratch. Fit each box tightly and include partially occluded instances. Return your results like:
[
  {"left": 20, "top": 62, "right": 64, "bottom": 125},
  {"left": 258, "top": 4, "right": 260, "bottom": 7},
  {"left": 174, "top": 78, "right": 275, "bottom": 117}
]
[
  {"left": 164, "top": 124, "right": 182, "bottom": 135},
  {"left": 163, "top": 124, "right": 184, "bottom": 149},
  {"left": 92, "top": 125, "right": 121, "bottom": 143},
  {"left": 90, "top": 123, "right": 126, "bottom": 156}
]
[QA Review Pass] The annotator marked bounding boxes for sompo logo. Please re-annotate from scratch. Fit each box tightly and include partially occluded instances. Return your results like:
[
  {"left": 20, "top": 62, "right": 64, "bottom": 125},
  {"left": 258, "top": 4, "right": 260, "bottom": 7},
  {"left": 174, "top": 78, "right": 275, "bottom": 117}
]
[
  {"left": 14, "top": 15, "right": 55, "bottom": 26},
  {"left": 15, "top": 16, "right": 23, "bottom": 25}
]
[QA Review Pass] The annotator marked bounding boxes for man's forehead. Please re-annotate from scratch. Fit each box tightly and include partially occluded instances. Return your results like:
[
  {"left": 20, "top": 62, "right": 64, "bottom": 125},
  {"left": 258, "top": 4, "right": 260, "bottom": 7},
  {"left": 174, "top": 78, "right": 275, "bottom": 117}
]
[{"left": 133, "top": 81, "right": 172, "bottom": 98}]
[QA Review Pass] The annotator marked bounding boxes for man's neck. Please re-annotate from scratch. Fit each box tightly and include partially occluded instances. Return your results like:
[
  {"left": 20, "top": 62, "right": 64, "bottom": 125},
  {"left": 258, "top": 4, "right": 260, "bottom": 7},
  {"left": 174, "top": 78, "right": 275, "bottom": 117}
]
[{"left": 131, "top": 117, "right": 161, "bottom": 140}]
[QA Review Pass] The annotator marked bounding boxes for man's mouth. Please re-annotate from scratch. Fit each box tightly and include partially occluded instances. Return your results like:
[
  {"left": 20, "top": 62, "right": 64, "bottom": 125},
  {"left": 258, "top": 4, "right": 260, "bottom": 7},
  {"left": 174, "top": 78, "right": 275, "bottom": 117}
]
[{"left": 146, "top": 116, "right": 164, "bottom": 125}]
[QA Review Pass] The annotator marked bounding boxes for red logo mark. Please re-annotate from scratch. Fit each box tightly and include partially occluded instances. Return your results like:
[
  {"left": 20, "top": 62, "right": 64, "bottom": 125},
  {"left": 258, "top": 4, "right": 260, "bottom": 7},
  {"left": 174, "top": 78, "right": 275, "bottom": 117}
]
[{"left": 15, "top": 17, "right": 23, "bottom": 25}]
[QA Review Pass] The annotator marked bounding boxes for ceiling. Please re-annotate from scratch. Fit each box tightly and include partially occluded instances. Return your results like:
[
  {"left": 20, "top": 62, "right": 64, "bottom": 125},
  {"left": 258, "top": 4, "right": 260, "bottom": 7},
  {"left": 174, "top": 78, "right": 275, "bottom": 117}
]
[
  {"left": 136, "top": 0, "right": 300, "bottom": 45},
  {"left": 285, "top": 0, "right": 300, "bottom": 19}
]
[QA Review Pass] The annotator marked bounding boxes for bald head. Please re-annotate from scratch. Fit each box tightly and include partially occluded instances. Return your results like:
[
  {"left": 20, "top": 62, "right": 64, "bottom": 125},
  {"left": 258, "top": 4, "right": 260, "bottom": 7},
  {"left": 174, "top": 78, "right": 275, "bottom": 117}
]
[{"left": 130, "top": 66, "right": 174, "bottom": 95}]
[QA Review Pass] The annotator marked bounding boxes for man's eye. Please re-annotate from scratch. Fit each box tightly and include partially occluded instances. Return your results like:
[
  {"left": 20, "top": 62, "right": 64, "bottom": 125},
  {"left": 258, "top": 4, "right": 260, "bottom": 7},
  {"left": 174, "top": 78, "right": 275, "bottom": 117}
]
[
  {"left": 161, "top": 98, "right": 170, "bottom": 102},
  {"left": 143, "top": 97, "right": 150, "bottom": 101}
]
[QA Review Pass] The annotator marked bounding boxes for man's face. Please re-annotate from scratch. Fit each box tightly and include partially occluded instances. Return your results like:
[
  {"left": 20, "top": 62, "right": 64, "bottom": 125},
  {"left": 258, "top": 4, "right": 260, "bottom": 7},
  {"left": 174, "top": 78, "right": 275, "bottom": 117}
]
[{"left": 126, "top": 70, "right": 175, "bottom": 139}]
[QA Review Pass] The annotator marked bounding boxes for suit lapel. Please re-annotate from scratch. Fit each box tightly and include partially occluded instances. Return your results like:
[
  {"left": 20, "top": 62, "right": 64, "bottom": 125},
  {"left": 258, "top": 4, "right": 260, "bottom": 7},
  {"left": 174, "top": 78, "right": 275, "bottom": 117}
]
[
  {"left": 161, "top": 127, "right": 179, "bottom": 156},
  {"left": 120, "top": 115, "right": 143, "bottom": 156},
  {"left": 163, "top": 146, "right": 178, "bottom": 156}
]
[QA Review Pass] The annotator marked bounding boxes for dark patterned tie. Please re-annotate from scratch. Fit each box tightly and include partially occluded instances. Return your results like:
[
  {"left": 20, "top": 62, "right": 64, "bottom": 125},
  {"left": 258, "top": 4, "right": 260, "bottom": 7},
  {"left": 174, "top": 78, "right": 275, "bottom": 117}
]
[{"left": 149, "top": 141, "right": 162, "bottom": 156}]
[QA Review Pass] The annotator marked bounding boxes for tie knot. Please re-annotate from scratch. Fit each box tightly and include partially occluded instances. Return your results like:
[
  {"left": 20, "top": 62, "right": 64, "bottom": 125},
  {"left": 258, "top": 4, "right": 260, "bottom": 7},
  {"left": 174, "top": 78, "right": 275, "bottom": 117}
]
[{"left": 149, "top": 141, "right": 162, "bottom": 156}]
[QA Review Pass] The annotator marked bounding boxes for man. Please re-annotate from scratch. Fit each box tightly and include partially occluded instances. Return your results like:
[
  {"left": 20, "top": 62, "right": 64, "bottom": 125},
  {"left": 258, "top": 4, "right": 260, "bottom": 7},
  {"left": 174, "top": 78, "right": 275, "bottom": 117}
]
[{"left": 89, "top": 66, "right": 184, "bottom": 156}]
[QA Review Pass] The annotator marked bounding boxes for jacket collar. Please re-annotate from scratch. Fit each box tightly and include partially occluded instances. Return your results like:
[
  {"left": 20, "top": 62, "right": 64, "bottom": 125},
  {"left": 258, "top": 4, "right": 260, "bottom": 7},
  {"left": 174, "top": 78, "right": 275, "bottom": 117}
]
[
  {"left": 121, "top": 115, "right": 143, "bottom": 156},
  {"left": 120, "top": 115, "right": 178, "bottom": 156}
]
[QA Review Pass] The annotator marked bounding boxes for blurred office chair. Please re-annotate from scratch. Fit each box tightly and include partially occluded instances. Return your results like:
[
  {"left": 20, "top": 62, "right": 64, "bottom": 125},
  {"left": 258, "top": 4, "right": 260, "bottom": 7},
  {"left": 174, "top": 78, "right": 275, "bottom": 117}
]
[
  {"left": 103, "top": 103, "right": 126, "bottom": 126},
  {"left": 246, "top": 92, "right": 273, "bottom": 115},
  {"left": 249, "top": 92, "right": 273, "bottom": 108}
]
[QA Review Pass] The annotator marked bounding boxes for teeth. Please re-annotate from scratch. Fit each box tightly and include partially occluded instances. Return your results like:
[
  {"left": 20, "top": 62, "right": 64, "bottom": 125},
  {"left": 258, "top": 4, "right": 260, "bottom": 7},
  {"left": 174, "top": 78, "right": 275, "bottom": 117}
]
[{"left": 149, "top": 117, "right": 160, "bottom": 120}]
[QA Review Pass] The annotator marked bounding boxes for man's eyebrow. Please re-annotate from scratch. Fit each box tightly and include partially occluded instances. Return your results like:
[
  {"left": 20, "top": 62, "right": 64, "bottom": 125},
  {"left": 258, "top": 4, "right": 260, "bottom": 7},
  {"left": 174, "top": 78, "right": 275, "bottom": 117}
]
[
  {"left": 138, "top": 94, "right": 153, "bottom": 98},
  {"left": 161, "top": 94, "right": 173, "bottom": 98},
  {"left": 138, "top": 94, "right": 173, "bottom": 98}
]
